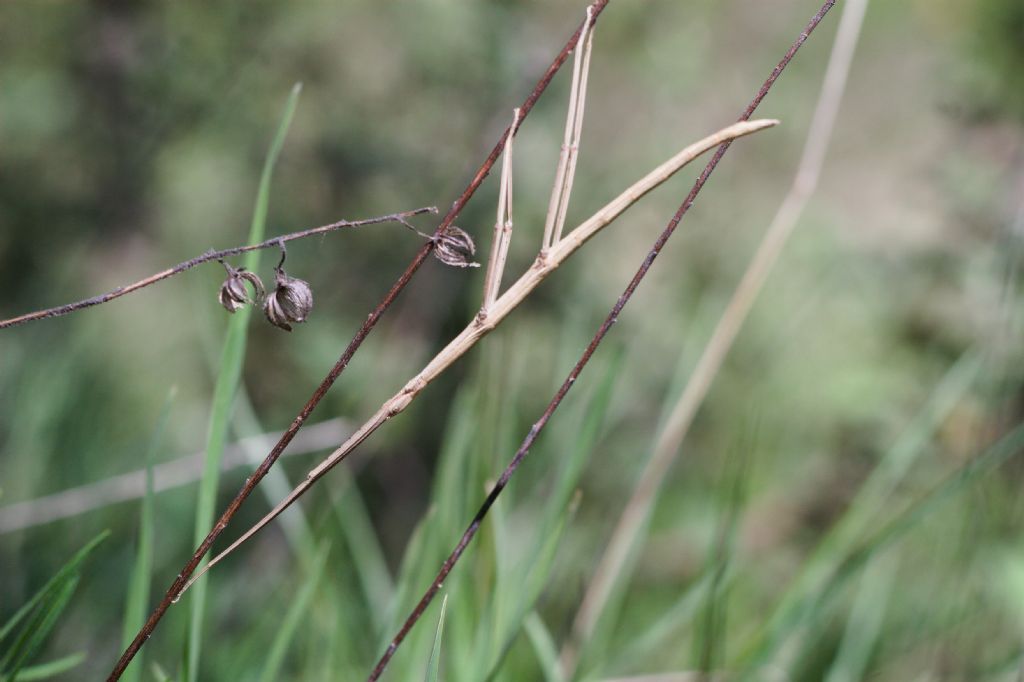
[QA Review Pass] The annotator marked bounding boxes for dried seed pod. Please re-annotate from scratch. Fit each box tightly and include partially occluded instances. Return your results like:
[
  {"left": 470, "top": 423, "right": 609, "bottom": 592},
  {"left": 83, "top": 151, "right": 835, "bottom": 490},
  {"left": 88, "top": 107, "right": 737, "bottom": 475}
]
[
  {"left": 433, "top": 225, "right": 479, "bottom": 268},
  {"left": 263, "top": 268, "right": 314, "bottom": 331},
  {"left": 218, "top": 263, "right": 265, "bottom": 313}
]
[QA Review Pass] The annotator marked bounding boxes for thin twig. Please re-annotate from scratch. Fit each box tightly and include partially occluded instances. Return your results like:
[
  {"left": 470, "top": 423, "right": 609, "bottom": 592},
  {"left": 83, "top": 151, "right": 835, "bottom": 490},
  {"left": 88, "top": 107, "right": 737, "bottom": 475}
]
[
  {"left": 542, "top": 6, "right": 596, "bottom": 253},
  {"left": 0, "top": 419, "right": 349, "bottom": 535},
  {"left": 482, "top": 108, "right": 520, "bottom": 313},
  {"left": 0, "top": 207, "right": 436, "bottom": 330},
  {"left": 491, "top": 110, "right": 516, "bottom": 300},
  {"left": 180, "top": 120, "right": 779, "bottom": 595},
  {"left": 107, "top": 4, "right": 611, "bottom": 679},
  {"left": 367, "top": 2, "right": 838, "bottom": 680},
  {"left": 552, "top": 5, "right": 595, "bottom": 247},
  {"left": 559, "top": 0, "right": 866, "bottom": 674}
]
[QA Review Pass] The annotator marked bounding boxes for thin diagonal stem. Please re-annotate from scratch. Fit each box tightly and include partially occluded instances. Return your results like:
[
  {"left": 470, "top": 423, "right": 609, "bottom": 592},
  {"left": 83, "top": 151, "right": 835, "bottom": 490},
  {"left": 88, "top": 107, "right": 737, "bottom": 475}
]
[
  {"left": 482, "top": 108, "right": 520, "bottom": 313},
  {"left": 552, "top": 6, "right": 595, "bottom": 246},
  {"left": 106, "top": 3, "right": 611, "bottom": 680},
  {"left": 366, "top": 2, "right": 838, "bottom": 680},
  {"left": 542, "top": 7, "right": 596, "bottom": 253},
  {"left": 560, "top": 0, "right": 868, "bottom": 672},
  {"left": 0, "top": 208, "right": 436, "bottom": 330}
]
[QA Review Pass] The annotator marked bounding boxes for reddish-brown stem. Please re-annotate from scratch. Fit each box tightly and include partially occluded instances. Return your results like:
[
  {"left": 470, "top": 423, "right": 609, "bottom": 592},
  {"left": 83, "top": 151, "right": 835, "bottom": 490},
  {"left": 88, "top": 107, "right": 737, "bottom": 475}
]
[
  {"left": 365, "top": 1, "right": 838, "bottom": 679},
  {"left": 106, "top": 3, "right": 610, "bottom": 680},
  {"left": 0, "top": 208, "right": 436, "bottom": 330}
]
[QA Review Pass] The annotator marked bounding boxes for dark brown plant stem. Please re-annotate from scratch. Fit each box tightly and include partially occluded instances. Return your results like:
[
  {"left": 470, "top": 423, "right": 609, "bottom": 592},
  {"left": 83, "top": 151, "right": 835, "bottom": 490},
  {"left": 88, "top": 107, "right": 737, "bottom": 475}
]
[
  {"left": 0, "top": 207, "right": 436, "bottom": 330},
  {"left": 365, "top": 1, "right": 839, "bottom": 679},
  {"left": 107, "top": 3, "right": 610, "bottom": 681}
]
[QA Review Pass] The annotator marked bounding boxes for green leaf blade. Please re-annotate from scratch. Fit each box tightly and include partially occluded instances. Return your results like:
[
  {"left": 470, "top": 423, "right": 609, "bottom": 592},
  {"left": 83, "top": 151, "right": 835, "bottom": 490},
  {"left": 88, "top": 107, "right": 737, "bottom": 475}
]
[{"left": 184, "top": 82, "right": 302, "bottom": 682}]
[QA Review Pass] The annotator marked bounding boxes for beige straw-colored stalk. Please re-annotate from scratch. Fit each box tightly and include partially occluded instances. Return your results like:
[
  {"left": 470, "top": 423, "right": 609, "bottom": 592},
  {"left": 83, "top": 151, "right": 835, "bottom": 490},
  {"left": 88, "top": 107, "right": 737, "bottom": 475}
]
[{"left": 177, "top": 117, "right": 778, "bottom": 597}]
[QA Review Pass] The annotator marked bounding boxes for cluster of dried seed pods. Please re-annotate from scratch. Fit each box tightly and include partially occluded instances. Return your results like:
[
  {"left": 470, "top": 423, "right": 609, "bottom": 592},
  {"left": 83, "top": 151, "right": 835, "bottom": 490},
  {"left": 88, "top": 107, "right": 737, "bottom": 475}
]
[
  {"left": 217, "top": 247, "right": 314, "bottom": 331},
  {"left": 217, "top": 225, "right": 477, "bottom": 331}
]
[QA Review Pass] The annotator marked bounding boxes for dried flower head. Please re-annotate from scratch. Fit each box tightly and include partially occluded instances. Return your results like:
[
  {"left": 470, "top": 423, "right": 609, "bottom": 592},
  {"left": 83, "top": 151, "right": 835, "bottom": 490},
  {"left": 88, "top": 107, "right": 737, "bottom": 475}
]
[
  {"left": 263, "top": 268, "right": 314, "bottom": 331},
  {"left": 218, "top": 263, "right": 265, "bottom": 313},
  {"left": 433, "top": 225, "right": 479, "bottom": 268}
]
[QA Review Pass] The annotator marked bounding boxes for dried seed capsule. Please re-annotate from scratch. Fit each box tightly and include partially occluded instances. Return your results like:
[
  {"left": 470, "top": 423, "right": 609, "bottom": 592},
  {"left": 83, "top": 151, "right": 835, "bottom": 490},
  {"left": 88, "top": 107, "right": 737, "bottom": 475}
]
[
  {"left": 218, "top": 263, "right": 265, "bottom": 313},
  {"left": 433, "top": 225, "right": 479, "bottom": 268},
  {"left": 263, "top": 268, "right": 314, "bottom": 331}
]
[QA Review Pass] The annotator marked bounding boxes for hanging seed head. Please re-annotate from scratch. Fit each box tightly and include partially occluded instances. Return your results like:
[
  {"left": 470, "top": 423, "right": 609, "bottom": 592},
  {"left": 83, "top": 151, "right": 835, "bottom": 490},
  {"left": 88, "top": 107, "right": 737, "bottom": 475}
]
[
  {"left": 433, "top": 225, "right": 479, "bottom": 268},
  {"left": 218, "top": 263, "right": 265, "bottom": 313},
  {"left": 263, "top": 268, "right": 314, "bottom": 331}
]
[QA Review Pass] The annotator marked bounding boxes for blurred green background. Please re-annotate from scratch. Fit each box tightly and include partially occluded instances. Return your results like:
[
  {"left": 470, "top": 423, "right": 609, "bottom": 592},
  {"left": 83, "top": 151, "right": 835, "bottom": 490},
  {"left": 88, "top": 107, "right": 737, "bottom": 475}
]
[{"left": 1, "top": 0, "right": 1023, "bottom": 680}]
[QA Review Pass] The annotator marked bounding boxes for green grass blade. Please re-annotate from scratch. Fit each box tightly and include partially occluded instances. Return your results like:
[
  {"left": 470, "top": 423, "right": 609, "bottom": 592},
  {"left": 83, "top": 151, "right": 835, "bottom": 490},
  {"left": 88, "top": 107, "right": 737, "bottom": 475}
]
[
  {"left": 744, "top": 419, "right": 1024, "bottom": 673},
  {"left": 695, "top": 427, "right": 755, "bottom": 675},
  {"left": 474, "top": 343, "right": 515, "bottom": 678},
  {"left": 823, "top": 351, "right": 982, "bottom": 551},
  {"left": 383, "top": 507, "right": 437, "bottom": 652},
  {"left": 120, "top": 390, "right": 174, "bottom": 682},
  {"left": 482, "top": 491, "right": 580, "bottom": 682},
  {"left": 483, "top": 473, "right": 512, "bottom": 677},
  {"left": 185, "top": 82, "right": 302, "bottom": 682},
  {"left": 150, "top": 662, "right": 173, "bottom": 682},
  {"left": 849, "top": 421, "right": 1024, "bottom": 573},
  {"left": 7, "top": 652, "right": 85, "bottom": 681},
  {"left": 0, "top": 530, "right": 108, "bottom": 646},
  {"left": 485, "top": 351, "right": 622, "bottom": 680},
  {"left": 995, "top": 548, "right": 1024, "bottom": 631},
  {"left": 248, "top": 83, "right": 303, "bottom": 274},
  {"left": 608, "top": 570, "right": 719, "bottom": 675},
  {"left": 523, "top": 613, "right": 564, "bottom": 682},
  {"left": 576, "top": 334, "right": 714, "bottom": 675},
  {"left": 231, "top": 388, "right": 316, "bottom": 561},
  {"left": 387, "top": 378, "right": 481, "bottom": 682},
  {"left": 424, "top": 594, "right": 449, "bottom": 682},
  {"left": 257, "top": 543, "right": 330, "bottom": 682},
  {"left": 822, "top": 556, "right": 897, "bottom": 682},
  {"left": 2, "top": 532, "right": 106, "bottom": 677},
  {"left": 323, "top": 577, "right": 373, "bottom": 678},
  {"left": 330, "top": 465, "right": 394, "bottom": 639},
  {"left": 433, "top": 380, "right": 486, "bottom": 544},
  {"left": 4, "top": 576, "right": 78, "bottom": 682},
  {"left": 539, "top": 348, "right": 623, "bottom": 546},
  {"left": 741, "top": 352, "right": 981, "bottom": 664}
]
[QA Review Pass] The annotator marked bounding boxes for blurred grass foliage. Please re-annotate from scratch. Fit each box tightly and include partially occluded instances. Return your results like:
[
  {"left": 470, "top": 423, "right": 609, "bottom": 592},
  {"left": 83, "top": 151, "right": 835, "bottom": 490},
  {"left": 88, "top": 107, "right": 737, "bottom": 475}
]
[{"left": 1, "top": 0, "right": 1023, "bottom": 680}]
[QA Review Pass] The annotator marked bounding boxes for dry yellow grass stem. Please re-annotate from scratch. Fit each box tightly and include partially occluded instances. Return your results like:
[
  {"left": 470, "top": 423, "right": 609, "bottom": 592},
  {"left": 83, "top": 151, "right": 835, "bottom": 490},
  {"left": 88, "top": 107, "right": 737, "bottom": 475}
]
[
  {"left": 482, "top": 108, "right": 520, "bottom": 313},
  {"left": 542, "top": 5, "right": 596, "bottom": 252}
]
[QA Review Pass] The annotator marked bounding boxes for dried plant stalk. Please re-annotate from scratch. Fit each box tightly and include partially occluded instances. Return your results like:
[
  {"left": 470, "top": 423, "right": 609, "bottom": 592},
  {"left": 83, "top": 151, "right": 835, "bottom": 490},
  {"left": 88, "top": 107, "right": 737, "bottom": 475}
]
[
  {"left": 482, "top": 108, "right": 520, "bottom": 313},
  {"left": 558, "top": 0, "right": 867, "bottom": 674},
  {"left": 552, "top": 5, "right": 595, "bottom": 246},
  {"left": 181, "top": 118, "right": 779, "bottom": 593},
  {"left": 542, "top": 6, "right": 596, "bottom": 253}
]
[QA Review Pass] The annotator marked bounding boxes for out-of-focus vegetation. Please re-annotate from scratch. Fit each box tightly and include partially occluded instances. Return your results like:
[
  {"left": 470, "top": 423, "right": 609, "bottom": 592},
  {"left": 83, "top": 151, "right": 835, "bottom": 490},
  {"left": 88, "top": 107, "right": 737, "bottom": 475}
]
[{"left": 1, "top": 0, "right": 1022, "bottom": 680}]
